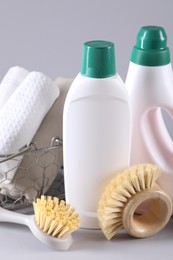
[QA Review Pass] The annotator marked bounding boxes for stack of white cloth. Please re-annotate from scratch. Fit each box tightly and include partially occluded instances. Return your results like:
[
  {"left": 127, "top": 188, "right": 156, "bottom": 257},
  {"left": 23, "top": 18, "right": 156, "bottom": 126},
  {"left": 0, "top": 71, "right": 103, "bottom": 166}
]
[
  {"left": 0, "top": 71, "right": 73, "bottom": 201},
  {"left": 0, "top": 66, "right": 29, "bottom": 110},
  {"left": 0, "top": 67, "right": 60, "bottom": 184}
]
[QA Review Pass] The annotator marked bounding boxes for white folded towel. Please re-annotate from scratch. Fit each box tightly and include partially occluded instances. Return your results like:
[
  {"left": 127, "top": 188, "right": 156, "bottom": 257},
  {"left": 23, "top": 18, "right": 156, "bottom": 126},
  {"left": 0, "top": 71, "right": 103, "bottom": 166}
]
[
  {"left": 0, "top": 66, "right": 29, "bottom": 109},
  {"left": 0, "top": 71, "right": 60, "bottom": 183},
  {"left": 0, "top": 77, "right": 72, "bottom": 201}
]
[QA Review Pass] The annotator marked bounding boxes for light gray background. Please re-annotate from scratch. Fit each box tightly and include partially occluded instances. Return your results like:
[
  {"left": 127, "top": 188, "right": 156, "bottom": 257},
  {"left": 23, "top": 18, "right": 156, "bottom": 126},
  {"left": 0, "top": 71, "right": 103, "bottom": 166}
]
[
  {"left": 0, "top": 0, "right": 172, "bottom": 259},
  {"left": 1, "top": 0, "right": 173, "bottom": 135},
  {"left": 0, "top": 0, "right": 173, "bottom": 81}
]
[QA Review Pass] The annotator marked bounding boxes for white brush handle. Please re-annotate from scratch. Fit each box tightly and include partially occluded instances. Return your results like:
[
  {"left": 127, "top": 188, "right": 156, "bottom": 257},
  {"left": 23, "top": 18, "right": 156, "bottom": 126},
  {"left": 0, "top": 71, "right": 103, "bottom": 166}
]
[
  {"left": 0, "top": 207, "right": 73, "bottom": 250},
  {"left": 0, "top": 206, "right": 30, "bottom": 226}
]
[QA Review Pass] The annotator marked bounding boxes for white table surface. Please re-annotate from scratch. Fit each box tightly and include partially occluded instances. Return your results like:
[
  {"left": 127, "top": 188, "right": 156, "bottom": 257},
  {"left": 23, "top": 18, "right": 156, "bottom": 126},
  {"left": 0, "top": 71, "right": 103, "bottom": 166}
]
[{"left": 0, "top": 215, "right": 172, "bottom": 260}]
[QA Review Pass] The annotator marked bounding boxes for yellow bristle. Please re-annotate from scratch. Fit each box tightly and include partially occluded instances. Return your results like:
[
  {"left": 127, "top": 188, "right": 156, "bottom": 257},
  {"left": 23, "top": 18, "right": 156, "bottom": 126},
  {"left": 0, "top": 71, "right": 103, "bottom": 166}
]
[
  {"left": 59, "top": 215, "right": 80, "bottom": 238},
  {"left": 57, "top": 225, "right": 70, "bottom": 238},
  {"left": 104, "top": 222, "right": 123, "bottom": 240},
  {"left": 109, "top": 199, "right": 124, "bottom": 208},
  {"left": 43, "top": 215, "right": 54, "bottom": 232},
  {"left": 33, "top": 196, "right": 80, "bottom": 239},
  {"left": 111, "top": 192, "right": 128, "bottom": 203},
  {"left": 62, "top": 225, "right": 79, "bottom": 238},
  {"left": 138, "top": 166, "right": 145, "bottom": 189},
  {"left": 48, "top": 218, "right": 63, "bottom": 235},
  {"left": 130, "top": 172, "right": 141, "bottom": 192},
  {"left": 117, "top": 185, "right": 132, "bottom": 199},
  {"left": 52, "top": 222, "right": 64, "bottom": 237},
  {"left": 97, "top": 163, "right": 160, "bottom": 240},
  {"left": 67, "top": 208, "right": 75, "bottom": 217}
]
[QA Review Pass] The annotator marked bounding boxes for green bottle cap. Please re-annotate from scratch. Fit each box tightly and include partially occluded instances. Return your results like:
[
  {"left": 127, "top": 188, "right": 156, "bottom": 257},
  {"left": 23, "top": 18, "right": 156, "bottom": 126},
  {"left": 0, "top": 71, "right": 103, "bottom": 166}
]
[
  {"left": 130, "top": 26, "right": 170, "bottom": 66},
  {"left": 81, "top": 40, "right": 116, "bottom": 78}
]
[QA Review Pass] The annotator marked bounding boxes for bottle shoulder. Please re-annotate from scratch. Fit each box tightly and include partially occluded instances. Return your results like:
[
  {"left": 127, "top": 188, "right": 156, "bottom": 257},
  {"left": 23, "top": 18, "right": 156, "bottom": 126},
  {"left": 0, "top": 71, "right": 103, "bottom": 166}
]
[
  {"left": 125, "top": 62, "right": 173, "bottom": 108},
  {"left": 126, "top": 62, "right": 173, "bottom": 82},
  {"left": 65, "top": 73, "right": 129, "bottom": 103}
]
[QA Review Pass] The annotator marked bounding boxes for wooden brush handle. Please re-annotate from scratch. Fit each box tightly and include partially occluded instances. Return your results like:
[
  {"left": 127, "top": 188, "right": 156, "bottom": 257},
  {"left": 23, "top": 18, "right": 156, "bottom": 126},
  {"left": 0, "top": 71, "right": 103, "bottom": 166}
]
[{"left": 122, "top": 185, "right": 172, "bottom": 238}]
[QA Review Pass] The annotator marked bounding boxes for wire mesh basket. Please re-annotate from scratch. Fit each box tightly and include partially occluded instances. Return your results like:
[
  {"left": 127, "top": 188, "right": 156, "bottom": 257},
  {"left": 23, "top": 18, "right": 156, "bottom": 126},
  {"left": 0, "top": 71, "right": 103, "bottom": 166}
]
[{"left": 0, "top": 137, "right": 64, "bottom": 213}]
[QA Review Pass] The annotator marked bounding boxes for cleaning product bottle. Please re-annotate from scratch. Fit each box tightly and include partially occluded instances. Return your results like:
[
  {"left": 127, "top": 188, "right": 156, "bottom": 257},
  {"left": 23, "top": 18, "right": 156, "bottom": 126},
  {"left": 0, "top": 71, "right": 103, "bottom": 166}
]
[
  {"left": 125, "top": 26, "right": 173, "bottom": 209},
  {"left": 63, "top": 40, "right": 131, "bottom": 229}
]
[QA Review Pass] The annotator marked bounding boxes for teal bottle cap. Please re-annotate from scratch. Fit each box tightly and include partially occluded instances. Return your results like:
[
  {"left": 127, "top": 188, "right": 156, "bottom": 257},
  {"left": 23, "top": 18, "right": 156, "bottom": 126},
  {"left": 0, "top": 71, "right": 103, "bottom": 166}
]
[
  {"left": 81, "top": 40, "right": 116, "bottom": 78},
  {"left": 130, "top": 26, "right": 170, "bottom": 66}
]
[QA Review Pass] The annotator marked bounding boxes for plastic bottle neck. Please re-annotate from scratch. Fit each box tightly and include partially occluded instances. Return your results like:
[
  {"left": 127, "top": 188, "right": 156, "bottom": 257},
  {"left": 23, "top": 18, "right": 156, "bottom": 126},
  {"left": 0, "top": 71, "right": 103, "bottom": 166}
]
[{"left": 130, "top": 47, "right": 170, "bottom": 66}]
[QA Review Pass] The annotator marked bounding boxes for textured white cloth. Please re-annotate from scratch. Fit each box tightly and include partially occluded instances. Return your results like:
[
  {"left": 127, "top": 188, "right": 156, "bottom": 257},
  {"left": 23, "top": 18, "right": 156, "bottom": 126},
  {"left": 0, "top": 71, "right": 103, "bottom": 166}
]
[
  {"left": 0, "top": 71, "right": 60, "bottom": 183},
  {"left": 0, "top": 66, "right": 29, "bottom": 110},
  {"left": 0, "top": 77, "right": 72, "bottom": 201}
]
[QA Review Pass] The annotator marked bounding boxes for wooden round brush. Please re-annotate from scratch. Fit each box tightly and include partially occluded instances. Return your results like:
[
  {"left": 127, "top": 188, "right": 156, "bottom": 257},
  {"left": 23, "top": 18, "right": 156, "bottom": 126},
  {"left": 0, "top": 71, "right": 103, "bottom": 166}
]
[{"left": 97, "top": 163, "right": 172, "bottom": 240}]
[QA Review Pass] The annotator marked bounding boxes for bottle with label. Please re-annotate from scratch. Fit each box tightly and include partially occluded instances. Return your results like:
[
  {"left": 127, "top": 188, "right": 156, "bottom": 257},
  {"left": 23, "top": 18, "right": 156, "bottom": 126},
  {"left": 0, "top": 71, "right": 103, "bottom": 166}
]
[
  {"left": 125, "top": 26, "right": 173, "bottom": 210},
  {"left": 63, "top": 40, "right": 131, "bottom": 229}
]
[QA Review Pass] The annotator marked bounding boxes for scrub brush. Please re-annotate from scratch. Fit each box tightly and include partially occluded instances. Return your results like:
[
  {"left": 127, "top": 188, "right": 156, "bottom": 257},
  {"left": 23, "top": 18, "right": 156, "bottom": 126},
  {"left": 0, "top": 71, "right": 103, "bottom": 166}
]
[
  {"left": 0, "top": 195, "right": 80, "bottom": 250},
  {"left": 98, "top": 163, "right": 172, "bottom": 240}
]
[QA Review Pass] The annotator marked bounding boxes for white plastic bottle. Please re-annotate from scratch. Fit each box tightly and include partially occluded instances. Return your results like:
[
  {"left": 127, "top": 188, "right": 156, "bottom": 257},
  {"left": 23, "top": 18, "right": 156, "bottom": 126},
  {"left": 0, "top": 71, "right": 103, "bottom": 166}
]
[
  {"left": 125, "top": 26, "right": 173, "bottom": 209},
  {"left": 63, "top": 40, "right": 131, "bottom": 229}
]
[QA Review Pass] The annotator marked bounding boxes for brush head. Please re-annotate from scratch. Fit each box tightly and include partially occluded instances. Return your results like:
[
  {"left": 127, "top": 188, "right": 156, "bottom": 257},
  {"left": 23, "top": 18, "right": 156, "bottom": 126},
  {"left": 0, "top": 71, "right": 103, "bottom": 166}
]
[
  {"left": 97, "top": 163, "right": 161, "bottom": 240},
  {"left": 33, "top": 195, "right": 80, "bottom": 238}
]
